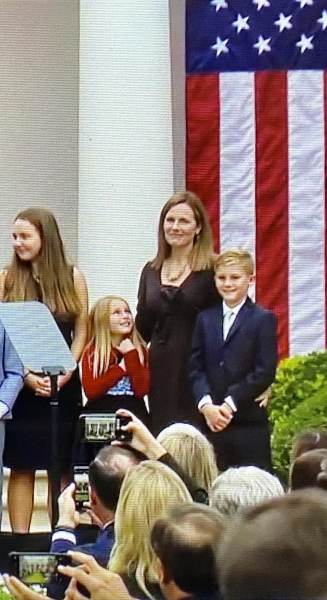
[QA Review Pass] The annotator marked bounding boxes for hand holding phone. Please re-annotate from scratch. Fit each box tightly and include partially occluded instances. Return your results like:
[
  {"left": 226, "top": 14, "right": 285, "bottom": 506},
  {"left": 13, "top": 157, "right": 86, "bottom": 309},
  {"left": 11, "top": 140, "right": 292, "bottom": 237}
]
[
  {"left": 80, "top": 413, "right": 132, "bottom": 444},
  {"left": 9, "top": 553, "right": 72, "bottom": 587}
]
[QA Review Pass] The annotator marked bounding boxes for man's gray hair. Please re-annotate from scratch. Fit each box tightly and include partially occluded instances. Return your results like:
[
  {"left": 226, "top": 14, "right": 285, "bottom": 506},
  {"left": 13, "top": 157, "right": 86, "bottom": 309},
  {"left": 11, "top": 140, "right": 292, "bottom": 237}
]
[{"left": 209, "top": 466, "right": 284, "bottom": 517}]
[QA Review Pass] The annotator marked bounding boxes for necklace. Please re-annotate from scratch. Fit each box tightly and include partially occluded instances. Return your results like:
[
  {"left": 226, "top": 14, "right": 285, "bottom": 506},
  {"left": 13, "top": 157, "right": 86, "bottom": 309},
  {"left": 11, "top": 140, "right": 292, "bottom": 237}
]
[
  {"left": 32, "top": 271, "right": 40, "bottom": 284},
  {"left": 164, "top": 261, "right": 189, "bottom": 283}
]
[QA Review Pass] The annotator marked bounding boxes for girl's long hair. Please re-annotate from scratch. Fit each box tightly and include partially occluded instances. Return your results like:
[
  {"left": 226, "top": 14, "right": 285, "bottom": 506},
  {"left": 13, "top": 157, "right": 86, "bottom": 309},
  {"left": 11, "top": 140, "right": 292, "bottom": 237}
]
[
  {"left": 85, "top": 295, "right": 146, "bottom": 377},
  {"left": 109, "top": 461, "right": 192, "bottom": 599},
  {"left": 3, "top": 207, "right": 80, "bottom": 314},
  {"left": 151, "top": 190, "right": 215, "bottom": 271}
]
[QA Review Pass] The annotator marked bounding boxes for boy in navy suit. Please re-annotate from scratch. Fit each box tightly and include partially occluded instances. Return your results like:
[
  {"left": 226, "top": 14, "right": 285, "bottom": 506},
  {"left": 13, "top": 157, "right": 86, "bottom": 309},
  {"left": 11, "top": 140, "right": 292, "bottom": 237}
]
[{"left": 189, "top": 249, "right": 277, "bottom": 471}]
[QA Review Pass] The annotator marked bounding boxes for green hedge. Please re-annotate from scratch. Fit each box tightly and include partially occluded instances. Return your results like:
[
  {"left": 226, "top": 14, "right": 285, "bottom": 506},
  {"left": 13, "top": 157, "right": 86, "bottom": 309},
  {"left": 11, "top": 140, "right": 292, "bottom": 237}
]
[{"left": 269, "top": 351, "right": 327, "bottom": 482}]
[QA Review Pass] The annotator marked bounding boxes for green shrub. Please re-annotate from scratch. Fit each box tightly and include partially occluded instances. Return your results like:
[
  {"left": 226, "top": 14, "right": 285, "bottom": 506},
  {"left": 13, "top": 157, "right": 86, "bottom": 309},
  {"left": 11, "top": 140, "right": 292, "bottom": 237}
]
[
  {"left": 272, "top": 386, "right": 327, "bottom": 482},
  {"left": 269, "top": 351, "right": 327, "bottom": 483},
  {"left": 269, "top": 351, "right": 327, "bottom": 423}
]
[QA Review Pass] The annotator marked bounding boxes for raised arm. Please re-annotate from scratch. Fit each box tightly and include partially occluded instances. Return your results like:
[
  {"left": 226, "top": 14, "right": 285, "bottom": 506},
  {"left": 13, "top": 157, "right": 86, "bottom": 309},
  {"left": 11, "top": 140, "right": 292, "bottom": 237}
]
[{"left": 81, "top": 348, "right": 126, "bottom": 401}]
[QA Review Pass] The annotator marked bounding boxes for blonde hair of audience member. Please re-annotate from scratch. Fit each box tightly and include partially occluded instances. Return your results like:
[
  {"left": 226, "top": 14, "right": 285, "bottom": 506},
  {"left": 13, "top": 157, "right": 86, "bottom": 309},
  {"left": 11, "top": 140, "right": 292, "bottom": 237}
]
[
  {"left": 209, "top": 466, "right": 284, "bottom": 517},
  {"left": 290, "top": 429, "right": 327, "bottom": 463},
  {"left": 214, "top": 248, "right": 254, "bottom": 276},
  {"left": 85, "top": 295, "right": 146, "bottom": 378},
  {"left": 109, "top": 460, "right": 192, "bottom": 599},
  {"left": 1, "top": 207, "right": 81, "bottom": 313},
  {"left": 152, "top": 190, "right": 215, "bottom": 271},
  {"left": 157, "top": 423, "right": 218, "bottom": 492}
]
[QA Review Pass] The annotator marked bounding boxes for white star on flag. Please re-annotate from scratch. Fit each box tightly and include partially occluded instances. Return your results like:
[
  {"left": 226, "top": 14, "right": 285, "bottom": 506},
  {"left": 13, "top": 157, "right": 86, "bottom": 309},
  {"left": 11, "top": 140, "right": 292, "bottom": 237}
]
[
  {"left": 211, "top": 0, "right": 228, "bottom": 11},
  {"left": 253, "top": 0, "right": 270, "bottom": 11},
  {"left": 253, "top": 35, "right": 271, "bottom": 54},
  {"left": 211, "top": 37, "right": 229, "bottom": 57},
  {"left": 232, "top": 14, "right": 250, "bottom": 33},
  {"left": 317, "top": 10, "right": 327, "bottom": 30},
  {"left": 296, "top": 33, "right": 314, "bottom": 53},
  {"left": 295, "top": 0, "right": 313, "bottom": 8},
  {"left": 274, "top": 13, "right": 292, "bottom": 32}
]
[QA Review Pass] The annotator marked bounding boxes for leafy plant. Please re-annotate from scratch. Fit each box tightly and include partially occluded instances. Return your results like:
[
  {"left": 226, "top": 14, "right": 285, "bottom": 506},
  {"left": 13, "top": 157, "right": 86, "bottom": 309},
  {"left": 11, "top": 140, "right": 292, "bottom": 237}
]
[
  {"left": 269, "top": 351, "right": 327, "bottom": 482},
  {"left": 271, "top": 385, "right": 327, "bottom": 482}
]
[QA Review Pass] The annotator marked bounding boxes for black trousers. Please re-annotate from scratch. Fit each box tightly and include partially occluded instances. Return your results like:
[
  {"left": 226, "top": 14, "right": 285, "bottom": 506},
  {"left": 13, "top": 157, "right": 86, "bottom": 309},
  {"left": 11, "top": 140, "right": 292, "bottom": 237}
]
[{"left": 205, "top": 421, "right": 273, "bottom": 472}]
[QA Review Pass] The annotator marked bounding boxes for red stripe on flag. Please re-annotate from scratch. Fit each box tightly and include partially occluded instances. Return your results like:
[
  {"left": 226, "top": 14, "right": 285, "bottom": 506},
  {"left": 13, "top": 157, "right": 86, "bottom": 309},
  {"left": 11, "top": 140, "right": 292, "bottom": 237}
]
[
  {"left": 255, "top": 71, "right": 289, "bottom": 359},
  {"left": 186, "top": 74, "right": 220, "bottom": 251},
  {"left": 325, "top": 71, "right": 327, "bottom": 349}
]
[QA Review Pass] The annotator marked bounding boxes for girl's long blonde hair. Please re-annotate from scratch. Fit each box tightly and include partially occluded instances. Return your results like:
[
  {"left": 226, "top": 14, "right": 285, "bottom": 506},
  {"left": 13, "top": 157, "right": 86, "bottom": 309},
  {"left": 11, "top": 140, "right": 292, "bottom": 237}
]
[
  {"left": 3, "top": 207, "right": 80, "bottom": 314},
  {"left": 109, "top": 461, "right": 192, "bottom": 599},
  {"left": 85, "top": 295, "right": 146, "bottom": 377},
  {"left": 157, "top": 423, "right": 218, "bottom": 492}
]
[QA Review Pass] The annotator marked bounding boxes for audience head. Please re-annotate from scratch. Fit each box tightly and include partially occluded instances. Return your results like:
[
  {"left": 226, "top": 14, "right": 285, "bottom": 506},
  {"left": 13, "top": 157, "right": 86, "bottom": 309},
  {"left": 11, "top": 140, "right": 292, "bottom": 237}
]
[
  {"left": 151, "top": 503, "right": 224, "bottom": 599},
  {"left": 86, "top": 295, "right": 145, "bottom": 376},
  {"left": 291, "top": 429, "right": 327, "bottom": 462},
  {"left": 157, "top": 423, "right": 218, "bottom": 493},
  {"left": 153, "top": 190, "right": 214, "bottom": 270},
  {"left": 289, "top": 448, "right": 327, "bottom": 490},
  {"left": 219, "top": 489, "right": 327, "bottom": 600},
  {"left": 214, "top": 248, "right": 255, "bottom": 276},
  {"left": 209, "top": 466, "right": 284, "bottom": 517},
  {"left": 6, "top": 207, "right": 79, "bottom": 312},
  {"left": 88, "top": 445, "right": 141, "bottom": 519},
  {"left": 109, "top": 460, "right": 192, "bottom": 598}
]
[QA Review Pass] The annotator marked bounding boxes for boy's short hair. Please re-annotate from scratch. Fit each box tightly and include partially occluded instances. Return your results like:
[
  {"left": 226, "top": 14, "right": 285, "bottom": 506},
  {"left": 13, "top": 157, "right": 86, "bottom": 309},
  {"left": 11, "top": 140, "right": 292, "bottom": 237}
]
[
  {"left": 214, "top": 249, "right": 254, "bottom": 275},
  {"left": 219, "top": 489, "right": 327, "bottom": 600}
]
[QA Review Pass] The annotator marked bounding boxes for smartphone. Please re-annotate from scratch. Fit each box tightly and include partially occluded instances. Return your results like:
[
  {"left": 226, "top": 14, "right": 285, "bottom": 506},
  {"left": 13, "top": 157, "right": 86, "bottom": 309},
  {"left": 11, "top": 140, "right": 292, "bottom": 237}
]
[
  {"left": 79, "top": 413, "right": 132, "bottom": 443},
  {"left": 9, "top": 552, "right": 72, "bottom": 587},
  {"left": 73, "top": 465, "right": 89, "bottom": 509}
]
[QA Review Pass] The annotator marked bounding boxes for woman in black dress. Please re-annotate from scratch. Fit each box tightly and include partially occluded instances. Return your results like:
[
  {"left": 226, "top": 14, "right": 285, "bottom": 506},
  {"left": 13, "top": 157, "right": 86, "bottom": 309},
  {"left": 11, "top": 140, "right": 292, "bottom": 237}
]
[
  {"left": 0, "top": 207, "right": 88, "bottom": 532},
  {"left": 136, "top": 191, "right": 219, "bottom": 435}
]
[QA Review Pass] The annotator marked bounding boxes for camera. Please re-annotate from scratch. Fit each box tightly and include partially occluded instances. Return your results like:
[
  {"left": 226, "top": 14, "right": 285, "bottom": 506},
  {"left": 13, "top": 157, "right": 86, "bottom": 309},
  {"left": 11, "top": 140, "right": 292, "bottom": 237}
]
[
  {"left": 79, "top": 413, "right": 132, "bottom": 443},
  {"left": 9, "top": 552, "right": 72, "bottom": 587},
  {"left": 73, "top": 465, "right": 89, "bottom": 509}
]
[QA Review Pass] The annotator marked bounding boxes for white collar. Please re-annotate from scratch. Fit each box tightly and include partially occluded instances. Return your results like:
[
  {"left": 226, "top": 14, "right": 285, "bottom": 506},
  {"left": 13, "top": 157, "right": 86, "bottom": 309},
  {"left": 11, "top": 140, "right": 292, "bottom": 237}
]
[{"left": 222, "top": 298, "right": 247, "bottom": 317}]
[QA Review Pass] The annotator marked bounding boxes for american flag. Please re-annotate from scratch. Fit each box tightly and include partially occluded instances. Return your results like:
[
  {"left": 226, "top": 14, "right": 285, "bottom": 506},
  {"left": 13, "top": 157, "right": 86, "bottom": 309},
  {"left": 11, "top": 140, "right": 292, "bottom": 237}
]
[{"left": 185, "top": 0, "right": 327, "bottom": 358}]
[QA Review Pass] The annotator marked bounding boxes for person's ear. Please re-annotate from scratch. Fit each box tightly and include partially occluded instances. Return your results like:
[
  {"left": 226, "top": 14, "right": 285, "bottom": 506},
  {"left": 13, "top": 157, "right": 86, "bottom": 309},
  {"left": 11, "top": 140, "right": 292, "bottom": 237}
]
[
  {"left": 90, "top": 486, "right": 97, "bottom": 507},
  {"left": 249, "top": 273, "right": 256, "bottom": 285},
  {"left": 156, "top": 559, "right": 171, "bottom": 585}
]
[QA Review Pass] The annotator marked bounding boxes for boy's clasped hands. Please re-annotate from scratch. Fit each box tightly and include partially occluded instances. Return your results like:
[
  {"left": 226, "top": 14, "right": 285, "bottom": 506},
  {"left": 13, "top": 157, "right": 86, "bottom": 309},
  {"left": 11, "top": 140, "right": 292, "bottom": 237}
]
[{"left": 201, "top": 402, "right": 234, "bottom": 432}]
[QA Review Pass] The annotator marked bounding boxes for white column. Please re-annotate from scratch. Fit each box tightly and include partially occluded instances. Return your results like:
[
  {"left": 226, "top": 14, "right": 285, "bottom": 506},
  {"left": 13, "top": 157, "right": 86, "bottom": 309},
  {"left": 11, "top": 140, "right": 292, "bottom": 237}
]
[{"left": 78, "top": 1, "right": 175, "bottom": 310}]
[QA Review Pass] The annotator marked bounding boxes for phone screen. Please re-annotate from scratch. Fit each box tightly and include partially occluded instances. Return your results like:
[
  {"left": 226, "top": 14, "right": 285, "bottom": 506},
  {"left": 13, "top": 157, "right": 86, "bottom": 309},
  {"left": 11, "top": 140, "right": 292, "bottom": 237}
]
[
  {"left": 81, "top": 413, "right": 116, "bottom": 442},
  {"left": 74, "top": 467, "right": 89, "bottom": 507},
  {"left": 10, "top": 553, "right": 71, "bottom": 587}
]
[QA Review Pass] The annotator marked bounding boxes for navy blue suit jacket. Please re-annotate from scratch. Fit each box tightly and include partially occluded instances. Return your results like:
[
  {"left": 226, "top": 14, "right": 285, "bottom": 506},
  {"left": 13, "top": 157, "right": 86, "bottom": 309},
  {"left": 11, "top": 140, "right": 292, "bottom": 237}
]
[
  {"left": 48, "top": 524, "right": 115, "bottom": 599},
  {"left": 189, "top": 297, "right": 277, "bottom": 425}
]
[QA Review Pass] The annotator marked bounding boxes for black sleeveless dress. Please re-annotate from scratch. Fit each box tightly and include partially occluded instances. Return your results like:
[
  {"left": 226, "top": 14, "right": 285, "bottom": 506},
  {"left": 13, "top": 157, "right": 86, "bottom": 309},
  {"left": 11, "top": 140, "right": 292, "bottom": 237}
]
[
  {"left": 136, "top": 263, "right": 219, "bottom": 435},
  {"left": 4, "top": 310, "right": 82, "bottom": 471}
]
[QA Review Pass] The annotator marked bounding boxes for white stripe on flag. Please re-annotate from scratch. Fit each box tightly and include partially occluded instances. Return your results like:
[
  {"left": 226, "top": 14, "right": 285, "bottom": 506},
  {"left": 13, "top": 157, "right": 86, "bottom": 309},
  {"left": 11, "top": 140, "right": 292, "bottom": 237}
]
[
  {"left": 219, "top": 72, "right": 256, "bottom": 263},
  {"left": 288, "top": 70, "right": 326, "bottom": 355}
]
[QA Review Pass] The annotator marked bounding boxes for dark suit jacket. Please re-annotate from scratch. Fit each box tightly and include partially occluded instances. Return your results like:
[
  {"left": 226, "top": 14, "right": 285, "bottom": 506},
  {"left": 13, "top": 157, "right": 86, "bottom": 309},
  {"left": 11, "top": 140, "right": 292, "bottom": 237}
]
[{"left": 189, "top": 297, "right": 277, "bottom": 425}]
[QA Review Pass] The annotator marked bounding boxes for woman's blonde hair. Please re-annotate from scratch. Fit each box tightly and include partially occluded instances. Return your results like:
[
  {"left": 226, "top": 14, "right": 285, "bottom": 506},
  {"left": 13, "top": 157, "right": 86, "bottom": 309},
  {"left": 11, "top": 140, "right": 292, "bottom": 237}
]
[
  {"left": 109, "top": 460, "right": 192, "bottom": 599},
  {"left": 85, "top": 295, "right": 146, "bottom": 377},
  {"left": 151, "top": 191, "right": 215, "bottom": 271},
  {"left": 3, "top": 207, "right": 80, "bottom": 314},
  {"left": 157, "top": 423, "right": 218, "bottom": 492}
]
